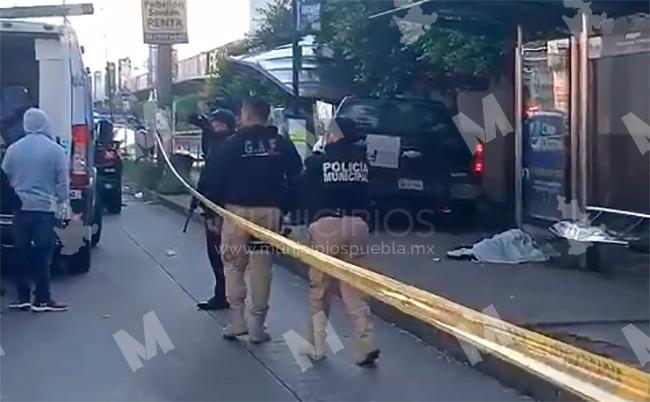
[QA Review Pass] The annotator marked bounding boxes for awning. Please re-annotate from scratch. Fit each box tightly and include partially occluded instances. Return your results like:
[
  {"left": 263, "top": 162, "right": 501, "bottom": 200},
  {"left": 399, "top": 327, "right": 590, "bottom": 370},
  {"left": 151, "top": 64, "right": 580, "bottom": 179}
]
[{"left": 229, "top": 36, "right": 346, "bottom": 101}]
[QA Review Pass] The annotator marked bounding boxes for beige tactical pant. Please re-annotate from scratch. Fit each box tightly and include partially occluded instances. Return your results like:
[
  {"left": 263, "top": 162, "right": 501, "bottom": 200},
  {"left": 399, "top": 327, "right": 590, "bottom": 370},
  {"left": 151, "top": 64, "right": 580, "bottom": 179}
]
[
  {"left": 308, "top": 216, "right": 374, "bottom": 352},
  {"left": 221, "top": 205, "right": 281, "bottom": 324}
]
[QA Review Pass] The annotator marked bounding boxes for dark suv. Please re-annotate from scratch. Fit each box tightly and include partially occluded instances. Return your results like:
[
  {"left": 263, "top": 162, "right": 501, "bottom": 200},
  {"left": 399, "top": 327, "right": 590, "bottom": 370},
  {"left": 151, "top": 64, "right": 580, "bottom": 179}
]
[{"left": 335, "top": 96, "right": 483, "bottom": 223}]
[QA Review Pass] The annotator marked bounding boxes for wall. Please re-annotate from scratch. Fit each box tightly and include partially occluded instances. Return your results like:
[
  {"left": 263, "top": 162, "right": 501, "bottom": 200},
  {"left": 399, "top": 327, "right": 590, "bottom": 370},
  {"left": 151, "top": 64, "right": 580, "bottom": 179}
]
[{"left": 457, "top": 77, "right": 515, "bottom": 207}]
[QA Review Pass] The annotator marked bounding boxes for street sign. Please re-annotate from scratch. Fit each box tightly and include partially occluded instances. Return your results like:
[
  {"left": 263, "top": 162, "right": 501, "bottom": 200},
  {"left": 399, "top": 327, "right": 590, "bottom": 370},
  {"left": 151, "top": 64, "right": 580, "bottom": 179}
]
[
  {"left": 0, "top": 4, "right": 94, "bottom": 18},
  {"left": 299, "top": 0, "right": 321, "bottom": 32},
  {"left": 141, "top": 0, "right": 188, "bottom": 44}
]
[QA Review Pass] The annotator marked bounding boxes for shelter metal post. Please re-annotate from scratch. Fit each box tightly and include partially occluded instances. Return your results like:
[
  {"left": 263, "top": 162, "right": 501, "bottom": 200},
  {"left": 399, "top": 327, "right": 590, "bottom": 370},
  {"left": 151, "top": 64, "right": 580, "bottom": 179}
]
[
  {"left": 570, "top": 35, "right": 580, "bottom": 219},
  {"left": 515, "top": 24, "right": 524, "bottom": 228},
  {"left": 579, "top": 12, "right": 589, "bottom": 213},
  {"left": 578, "top": 11, "right": 590, "bottom": 269}
]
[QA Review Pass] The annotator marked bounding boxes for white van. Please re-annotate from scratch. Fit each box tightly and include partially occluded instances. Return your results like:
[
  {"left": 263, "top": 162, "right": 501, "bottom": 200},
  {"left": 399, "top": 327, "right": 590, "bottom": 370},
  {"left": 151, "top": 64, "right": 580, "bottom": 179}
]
[{"left": 0, "top": 19, "right": 101, "bottom": 273}]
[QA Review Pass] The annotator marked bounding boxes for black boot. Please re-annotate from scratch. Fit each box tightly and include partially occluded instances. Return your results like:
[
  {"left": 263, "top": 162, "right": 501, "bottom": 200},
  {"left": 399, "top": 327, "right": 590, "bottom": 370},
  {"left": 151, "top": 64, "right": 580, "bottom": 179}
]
[{"left": 197, "top": 296, "right": 229, "bottom": 311}]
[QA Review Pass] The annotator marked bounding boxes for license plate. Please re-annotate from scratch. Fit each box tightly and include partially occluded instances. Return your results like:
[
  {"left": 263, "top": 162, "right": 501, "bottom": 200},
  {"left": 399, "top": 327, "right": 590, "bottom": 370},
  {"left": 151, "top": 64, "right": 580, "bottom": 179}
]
[
  {"left": 398, "top": 179, "right": 424, "bottom": 191},
  {"left": 104, "top": 183, "right": 114, "bottom": 189},
  {"left": 69, "top": 189, "right": 82, "bottom": 200},
  {"left": 104, "top": 168, "right": 116, "bottom": 173}
]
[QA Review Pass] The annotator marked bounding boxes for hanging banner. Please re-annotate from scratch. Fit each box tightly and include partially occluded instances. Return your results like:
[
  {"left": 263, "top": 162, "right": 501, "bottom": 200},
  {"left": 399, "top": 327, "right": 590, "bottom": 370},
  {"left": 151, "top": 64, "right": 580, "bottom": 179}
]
[
  {"left": 299, "top": 0, "right": 321, "bottom": 32},
  {"left": 142, "top": 0, "right": 188, "bottom": 44}
]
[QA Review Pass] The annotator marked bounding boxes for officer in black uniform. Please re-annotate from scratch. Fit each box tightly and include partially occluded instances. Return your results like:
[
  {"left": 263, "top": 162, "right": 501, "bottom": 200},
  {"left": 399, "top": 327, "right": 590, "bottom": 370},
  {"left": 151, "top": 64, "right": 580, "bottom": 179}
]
[
  {"left": 189, "top": 109, "right": 236, "bottom": 310},
  {"left": 298, "top": 117, "right": 380, "bottom": 366},
  {"left": 207, "top": 97, "right": 302, "bottom": 342}
]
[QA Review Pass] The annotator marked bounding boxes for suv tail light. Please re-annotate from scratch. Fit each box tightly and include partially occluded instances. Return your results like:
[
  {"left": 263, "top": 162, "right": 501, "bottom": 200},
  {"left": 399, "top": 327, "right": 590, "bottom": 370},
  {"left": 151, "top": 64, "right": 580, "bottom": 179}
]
[
  {"left": 471, "top": 142, "right": 484, "bottom": 176},
  {"left": 71, "top": 124, "right": 90, "bottom": 188}
]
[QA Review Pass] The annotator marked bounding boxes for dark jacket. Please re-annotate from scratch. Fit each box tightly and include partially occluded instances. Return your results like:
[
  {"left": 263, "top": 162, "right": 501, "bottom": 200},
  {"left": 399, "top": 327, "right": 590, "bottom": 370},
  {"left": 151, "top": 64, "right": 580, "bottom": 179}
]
[
  {"left": 206, "top": 125, "right": 302, "bottom": 208},
  {"left": 188, "top": 113, "right": 218, "bottom": 157},
  {"left": 0, "top": 168, "right": 21, "bottom": 214},
  {"left": 298, "top": 139, "right": 370, "bottom": 225},
  {"left": 0, "top": 105, "right": 29, "bottom": 145},
  {"left": 196, "top": 133, "right": 230, "bottom": 213}
]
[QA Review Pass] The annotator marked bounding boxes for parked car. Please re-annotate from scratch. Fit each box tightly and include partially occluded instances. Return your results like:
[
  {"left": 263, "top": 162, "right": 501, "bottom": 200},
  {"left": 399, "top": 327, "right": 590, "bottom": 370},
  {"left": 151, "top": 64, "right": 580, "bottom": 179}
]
[
  {"left": 95, "top": 120, "right": 123, "bottom": 214},
  {"left": 335, "top": 96, "right": 483, "bottom": 224},
  {"left": 0, "top": 19, "right": 101, "bottom": 273}
]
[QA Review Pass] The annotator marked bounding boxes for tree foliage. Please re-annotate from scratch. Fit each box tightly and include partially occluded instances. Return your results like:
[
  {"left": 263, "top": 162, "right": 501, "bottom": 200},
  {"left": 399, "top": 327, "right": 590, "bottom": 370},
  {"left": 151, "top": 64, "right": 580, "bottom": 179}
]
[
  {"left": 247, "top": 0, "right": 294, "bottom": 52},
  {"left": 201, "top": 1, "right": 293, "bottom": 111},
  {"left": 205, "top": 0, "right": 511, "bottom": 108},
  {"left": 204, "top": 54, "right": 289, "bottom": 112},
  {"left": 318, "top": 0, "right": 508, "bottom": 96},
  {"left": 418, "top": 26, "right": 506, "bottom": 89}
]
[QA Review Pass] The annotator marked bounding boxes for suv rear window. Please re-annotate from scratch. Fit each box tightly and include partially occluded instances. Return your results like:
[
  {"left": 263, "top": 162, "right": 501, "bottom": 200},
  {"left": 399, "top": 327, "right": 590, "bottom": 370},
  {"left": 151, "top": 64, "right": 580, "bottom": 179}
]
[{"left": 337, "top": 98, "right": 455, "bottom": 137}]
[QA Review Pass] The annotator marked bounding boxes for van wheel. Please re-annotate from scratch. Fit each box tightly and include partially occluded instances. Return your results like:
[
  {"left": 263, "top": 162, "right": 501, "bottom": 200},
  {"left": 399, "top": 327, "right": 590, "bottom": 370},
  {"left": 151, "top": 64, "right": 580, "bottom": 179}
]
[
  {"left": 92, "top": 205, "right": 103, "bottom": 247},
  {"left": 68, "top": 242, "right": 91, "bottom": 274}
]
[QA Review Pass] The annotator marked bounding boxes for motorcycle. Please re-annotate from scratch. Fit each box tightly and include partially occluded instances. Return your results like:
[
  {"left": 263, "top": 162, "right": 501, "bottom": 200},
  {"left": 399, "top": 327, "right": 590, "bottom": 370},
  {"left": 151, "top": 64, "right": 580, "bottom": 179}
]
[{"left": 95, "top": 120, "right": 123, "bottom": 214}]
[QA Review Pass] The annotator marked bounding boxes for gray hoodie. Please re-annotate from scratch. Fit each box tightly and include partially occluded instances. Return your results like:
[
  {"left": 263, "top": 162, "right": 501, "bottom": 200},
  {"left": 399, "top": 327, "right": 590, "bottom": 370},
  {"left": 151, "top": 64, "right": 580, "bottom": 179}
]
[{"left": 1, "top": 108, "right": 69, "bottom": 212}]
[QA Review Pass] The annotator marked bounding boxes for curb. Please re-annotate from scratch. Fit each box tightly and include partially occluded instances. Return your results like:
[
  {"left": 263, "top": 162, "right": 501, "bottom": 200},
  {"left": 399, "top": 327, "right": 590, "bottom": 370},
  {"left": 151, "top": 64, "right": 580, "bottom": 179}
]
[
  {"left": 151, "top": 191, "right": 576, "bottom": 401},
  {"left": 275, "top": 254, "right": 570, "bottom": 401}
]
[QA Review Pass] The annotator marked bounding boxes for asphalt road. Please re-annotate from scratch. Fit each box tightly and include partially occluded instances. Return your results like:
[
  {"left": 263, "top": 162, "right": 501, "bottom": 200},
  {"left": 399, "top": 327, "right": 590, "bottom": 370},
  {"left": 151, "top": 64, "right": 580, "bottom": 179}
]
[{"left": 0, "top": 195, "right": 528, "bottom": 401}]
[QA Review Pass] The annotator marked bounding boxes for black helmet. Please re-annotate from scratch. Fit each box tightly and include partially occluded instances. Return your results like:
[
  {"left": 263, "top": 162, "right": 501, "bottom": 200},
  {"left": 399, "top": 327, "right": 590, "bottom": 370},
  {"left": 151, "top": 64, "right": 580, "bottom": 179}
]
[{"left": 207, "top": 109, "right": 236, "bottom": 133}]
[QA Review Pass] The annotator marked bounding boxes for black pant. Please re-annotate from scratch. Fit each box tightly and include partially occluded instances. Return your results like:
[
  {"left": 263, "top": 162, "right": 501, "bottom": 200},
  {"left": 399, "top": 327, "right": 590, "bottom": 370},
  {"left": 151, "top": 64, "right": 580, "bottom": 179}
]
[
  {"left": 204, "top": 217, "right": 226, "bottom": 302},
  {"left": 13, "top": 211, "right": 56, "bottom": 303}
]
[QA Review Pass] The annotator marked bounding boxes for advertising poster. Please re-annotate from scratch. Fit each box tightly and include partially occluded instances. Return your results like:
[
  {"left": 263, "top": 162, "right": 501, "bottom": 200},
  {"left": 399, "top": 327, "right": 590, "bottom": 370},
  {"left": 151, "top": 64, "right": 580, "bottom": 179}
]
[{"left": 142, "top": 0, "right": 188, "bottom": 44}]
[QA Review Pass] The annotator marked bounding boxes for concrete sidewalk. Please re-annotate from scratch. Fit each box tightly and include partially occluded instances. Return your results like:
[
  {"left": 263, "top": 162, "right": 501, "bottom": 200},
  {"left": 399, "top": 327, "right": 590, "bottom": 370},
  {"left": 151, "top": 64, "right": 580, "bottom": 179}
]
[{"left": 150, "top": 191, "right": 649, "bottom": 397}]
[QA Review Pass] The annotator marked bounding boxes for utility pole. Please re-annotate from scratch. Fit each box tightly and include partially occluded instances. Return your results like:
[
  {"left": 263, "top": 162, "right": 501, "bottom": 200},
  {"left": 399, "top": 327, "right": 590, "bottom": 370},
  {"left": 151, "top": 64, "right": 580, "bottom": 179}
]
[
  {"left": 156, "top": 45, "right": 173, "bottom": 111},
  {"left": 106, "top": 61, "right": 117, "bottom": 122},
  {"left": 291, "top": 0, "right": 302, "bottom": 115},
  {"left": 153, "top": 44, "right": 173, "bottom": 170}
]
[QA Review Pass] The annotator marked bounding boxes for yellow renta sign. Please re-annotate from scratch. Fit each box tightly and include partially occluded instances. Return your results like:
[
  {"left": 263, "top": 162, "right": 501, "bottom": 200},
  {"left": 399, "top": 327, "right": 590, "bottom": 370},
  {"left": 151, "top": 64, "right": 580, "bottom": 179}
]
[{"left": 141, "top": 0, "right": 188, "bottom": 44}]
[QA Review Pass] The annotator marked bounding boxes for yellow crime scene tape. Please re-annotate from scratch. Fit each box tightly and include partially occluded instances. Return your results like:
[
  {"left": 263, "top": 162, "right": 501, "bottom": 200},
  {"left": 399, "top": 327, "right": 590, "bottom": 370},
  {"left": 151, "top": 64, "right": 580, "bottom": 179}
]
[{"left": 155, "top": 133, "right": 650, "bottom": 401}]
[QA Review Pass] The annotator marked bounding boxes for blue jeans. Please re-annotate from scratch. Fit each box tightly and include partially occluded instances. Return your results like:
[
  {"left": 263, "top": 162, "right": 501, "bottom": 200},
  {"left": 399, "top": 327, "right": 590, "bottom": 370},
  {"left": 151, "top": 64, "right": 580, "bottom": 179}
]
[{"left": 13, "top": 211, "right": 56, "bottom": 303}]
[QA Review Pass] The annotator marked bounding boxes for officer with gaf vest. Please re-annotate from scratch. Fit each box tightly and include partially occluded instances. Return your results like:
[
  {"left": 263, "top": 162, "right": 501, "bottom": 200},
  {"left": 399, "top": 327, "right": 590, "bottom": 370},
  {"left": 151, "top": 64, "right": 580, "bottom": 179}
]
[
  {"left": 206, "top": 97, "right": 302, "bottom": 343},
  {"left": 298, "top": 117, "right": 380, "bottom": 366}
]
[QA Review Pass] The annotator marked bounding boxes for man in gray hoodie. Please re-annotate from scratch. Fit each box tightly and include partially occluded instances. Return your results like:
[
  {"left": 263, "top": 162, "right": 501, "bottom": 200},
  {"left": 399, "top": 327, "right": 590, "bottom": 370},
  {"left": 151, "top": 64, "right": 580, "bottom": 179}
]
[{"left": 2, "top": 108, "right": 69, "bottom": 312}]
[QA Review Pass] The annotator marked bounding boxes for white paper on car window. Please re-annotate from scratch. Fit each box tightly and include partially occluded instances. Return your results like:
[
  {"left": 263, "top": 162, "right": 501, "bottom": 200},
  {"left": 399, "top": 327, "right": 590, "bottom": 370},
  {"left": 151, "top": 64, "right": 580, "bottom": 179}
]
[{"left": 366, "top": 134, "right": 400, "bottom": 169}]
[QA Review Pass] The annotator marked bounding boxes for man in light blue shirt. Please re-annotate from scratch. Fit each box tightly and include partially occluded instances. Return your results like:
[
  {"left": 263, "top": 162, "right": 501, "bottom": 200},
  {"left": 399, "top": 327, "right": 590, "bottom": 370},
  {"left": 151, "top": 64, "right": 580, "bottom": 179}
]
[{"left": 2, "top": 108, "right": 69, "bottom": 312}]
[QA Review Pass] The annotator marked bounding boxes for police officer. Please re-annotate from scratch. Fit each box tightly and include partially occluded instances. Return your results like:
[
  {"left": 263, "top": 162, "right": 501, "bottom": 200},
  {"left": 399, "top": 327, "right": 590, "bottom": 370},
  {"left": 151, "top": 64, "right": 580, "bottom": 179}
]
[
  {"left": 208, "top": 97, "right": 302, "bottom": 342},
  {"left": 190, "top": 109, "right": 236, "bottom": 310},
  {"left": 299, "top": 117, "right": 379, "bottom": 366}
]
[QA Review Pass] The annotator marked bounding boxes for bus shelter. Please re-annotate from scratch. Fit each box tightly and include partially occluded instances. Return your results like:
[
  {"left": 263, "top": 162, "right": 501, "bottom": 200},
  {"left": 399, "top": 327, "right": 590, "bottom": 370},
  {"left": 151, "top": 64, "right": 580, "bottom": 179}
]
[{"left": 377, "top": 1, "right": 650, "bottom": 263}]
